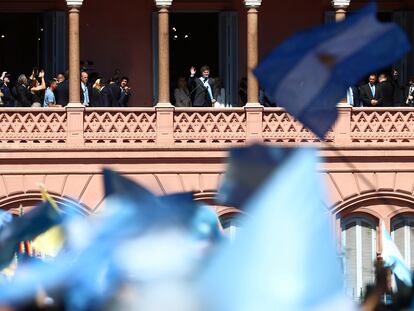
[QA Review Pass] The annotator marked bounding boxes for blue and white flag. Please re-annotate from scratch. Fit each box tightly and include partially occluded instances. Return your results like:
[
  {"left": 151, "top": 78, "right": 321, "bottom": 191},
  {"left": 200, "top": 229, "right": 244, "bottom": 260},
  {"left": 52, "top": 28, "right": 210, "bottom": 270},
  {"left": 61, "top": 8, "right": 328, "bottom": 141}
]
[
  {"left": 200, "top": 148, "right": 355, "bottom": 311},
  {"left": 254, "top": 3, "right": 410, "bottom": 138},
  {"left": 381, "top": 223, "right": 412, "bottom": 287}
]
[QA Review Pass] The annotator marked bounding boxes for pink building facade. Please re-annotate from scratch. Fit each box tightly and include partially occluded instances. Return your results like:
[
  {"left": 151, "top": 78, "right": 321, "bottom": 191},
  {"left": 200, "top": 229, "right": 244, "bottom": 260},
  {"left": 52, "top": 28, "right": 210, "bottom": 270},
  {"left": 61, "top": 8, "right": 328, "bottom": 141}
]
[{"left": 1, "top": 0, "right": 414, "bottom": 301}]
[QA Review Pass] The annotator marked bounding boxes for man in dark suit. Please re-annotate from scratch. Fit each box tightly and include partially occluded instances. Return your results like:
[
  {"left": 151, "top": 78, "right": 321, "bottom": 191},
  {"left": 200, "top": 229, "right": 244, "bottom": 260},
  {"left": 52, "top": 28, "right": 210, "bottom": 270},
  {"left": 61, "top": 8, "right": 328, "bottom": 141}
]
[
  {"left": 188, "top": 65, "right": 215, "bottom": 107},
  {"left": 94, "top": 78, "right": 114, "bottom": 107},
  {"left": 108, "top": 75, "right": 122, "bottom": 107},
  {"left": 377, "top": 73, "right": 394, "bottom": 107},
  {"left": 0, "top": 72, "right": 13, "bottom": 107},
  {"left": 360, "top": 74, "right": 383, "bottom": 107},
  {"left": 55, "top": 72, "right": 69, "bottom": 106}
]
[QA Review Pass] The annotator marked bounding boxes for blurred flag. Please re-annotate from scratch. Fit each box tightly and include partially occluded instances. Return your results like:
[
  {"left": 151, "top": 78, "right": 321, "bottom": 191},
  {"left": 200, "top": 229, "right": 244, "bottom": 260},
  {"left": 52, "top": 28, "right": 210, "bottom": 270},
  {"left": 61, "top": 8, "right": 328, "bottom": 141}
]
[
  {"left": 216, "top": 144, "right": 291, "bottom": 208},
  {"left": 381, "top": 223, "right": 412, "bottom": 287},
  {"left": 0, "top": 200, "right": 62, "bottom": 269},
  {"left": 200, "top": 148, "right": 355, "bottom": 311},
  {"left": 0, "top": 210, "right": 12, "bottom": 233},
  {"left": 254, "top": 3, "right": 410, "bottom": 138},
  {"left": 31, "top": 189, "right": 65, "bottom": 258}
]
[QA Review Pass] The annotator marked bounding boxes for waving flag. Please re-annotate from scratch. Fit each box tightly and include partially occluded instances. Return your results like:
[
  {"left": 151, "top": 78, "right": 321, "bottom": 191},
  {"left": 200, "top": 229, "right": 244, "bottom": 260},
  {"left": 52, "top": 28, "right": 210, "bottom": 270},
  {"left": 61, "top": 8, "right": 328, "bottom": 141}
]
[
  {"left": 216, "top": 144, "right": 291, "bottom": 208},
  {"left": 254, "top": 3, "right": 410, "bottom": 138},
  {"left": 0, "top": 201, "right": 62, "bottom": 269},
  {"left": 200, "top": 148, "right": 354, "bottom": 311},
  {"left": 381, "top": 223, "right": 412, "bottom": 287}
]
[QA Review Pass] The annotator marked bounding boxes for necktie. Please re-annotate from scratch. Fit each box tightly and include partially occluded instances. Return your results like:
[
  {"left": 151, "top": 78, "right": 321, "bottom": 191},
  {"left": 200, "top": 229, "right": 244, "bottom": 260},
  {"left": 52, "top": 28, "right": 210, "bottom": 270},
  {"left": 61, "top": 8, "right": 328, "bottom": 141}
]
[{"left": 370, "top": 85, "right": 375, "bottom": 97}]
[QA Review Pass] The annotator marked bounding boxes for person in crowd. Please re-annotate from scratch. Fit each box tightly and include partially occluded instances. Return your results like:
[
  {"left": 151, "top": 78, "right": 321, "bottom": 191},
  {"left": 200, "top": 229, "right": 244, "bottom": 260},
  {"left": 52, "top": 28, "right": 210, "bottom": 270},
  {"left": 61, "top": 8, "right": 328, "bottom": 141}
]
[
  {"left": 346, "top": 85, "right": 361, "bottom": 107},
  {"left": 80, "top": 71, "right": 90, "bottom": 107},
  {"left": 213, "top": 77, "right": 225, "bottom": 108},
  {"left": 55, "top": 71, "right": 69, "bottom": 106},
  {"left": 0, "top": 72, "right": 13, "bottom": 107},
  {"left": 28, "top": 70, "right": 46, "bottom": 107},
  {"left": 93, "top": 78, "right": 114, "bottom": 107},
  {"left": 109, "top": 74, "right": 122, "bottom": 106},
  {"left": 378, "top": 73, "right": 395, "bottom": 107},
  {"left": 391, "top": 69, "right": 405, "bottom": 106},
  {"left": 405, "top": 76, "right": 414, "bottom": 107},
  {"left": 174, "top": 76, "right": 191, "bottom": 107},
  {"left": 360, "top": 74, "right": 383, "bottom": 107},
  {"left": 56, "top": 73, "right": 65, "bottom": 84},
  {"left": 239, "top": 77, "right": 247, "bottom": 106},
  {"left": 43, "top": 79, "right": 59, "bottom": 107},
  {"left": 13, "top": 74, "right": 33, "bottom": 107},
  {"left": 188, "top": 65, "right": 215, "bottom": 107},
  {"left": 119, "top": 77, "right": 131, "bottom": 107}
]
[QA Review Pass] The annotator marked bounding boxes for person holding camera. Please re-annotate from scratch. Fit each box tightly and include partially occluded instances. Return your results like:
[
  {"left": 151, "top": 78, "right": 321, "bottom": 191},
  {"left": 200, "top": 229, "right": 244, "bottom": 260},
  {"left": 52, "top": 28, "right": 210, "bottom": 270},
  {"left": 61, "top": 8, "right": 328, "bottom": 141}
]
[
  {"left": 188, "top": 65, "right": 215, "bottom": 107},
  {"left": 0, "top": 72, "right": 13, "bottom": 107},
  {"left": 29, "top": 69, "right": 46, "bottom": 107}
]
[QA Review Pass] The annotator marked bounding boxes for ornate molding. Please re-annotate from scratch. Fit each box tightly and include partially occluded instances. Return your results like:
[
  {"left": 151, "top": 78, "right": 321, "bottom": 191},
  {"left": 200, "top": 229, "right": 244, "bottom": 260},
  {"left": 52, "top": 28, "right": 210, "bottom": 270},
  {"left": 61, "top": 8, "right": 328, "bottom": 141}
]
[
  {"left": 66, "top": 0, "right": 83, "bottom": 8},
  {"left": 331, "top": 0, "right": 350, "bottom": 9},
  {"left": 244, "top": 0, "right": 262, "bottom": 8},
  {"left": 155, "top": 0, "right": 172, "bottom": 8}
]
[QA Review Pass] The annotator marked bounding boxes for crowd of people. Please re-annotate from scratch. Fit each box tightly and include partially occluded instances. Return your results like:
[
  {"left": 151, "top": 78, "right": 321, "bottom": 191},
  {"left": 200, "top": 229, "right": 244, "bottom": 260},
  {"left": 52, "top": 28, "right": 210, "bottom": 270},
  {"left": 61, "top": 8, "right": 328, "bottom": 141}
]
[
  {"left": 0, "top": 68, "right": 132, "bottom": 108},
  {"left": 348, "top": 71, "right": 414, "bottom": 107}
]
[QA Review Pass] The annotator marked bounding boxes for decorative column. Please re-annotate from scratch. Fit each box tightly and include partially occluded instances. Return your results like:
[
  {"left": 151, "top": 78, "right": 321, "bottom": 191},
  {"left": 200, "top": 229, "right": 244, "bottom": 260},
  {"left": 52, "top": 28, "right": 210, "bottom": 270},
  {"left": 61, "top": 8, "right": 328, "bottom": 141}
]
[
  {"left": 332, "top": 0, "right": 350, "bottom": 22},
  {"left": 244, "top": 0, "right": 262, "bottom": 107},
  {"left": 332, "top": 1, "right": 351, "bottom": 105},
  {"left": 66, "top": 0, "right": 83, "bottom": 107},
  {"left": 155, "top": 0, "right": 173, "bottom": 107}
]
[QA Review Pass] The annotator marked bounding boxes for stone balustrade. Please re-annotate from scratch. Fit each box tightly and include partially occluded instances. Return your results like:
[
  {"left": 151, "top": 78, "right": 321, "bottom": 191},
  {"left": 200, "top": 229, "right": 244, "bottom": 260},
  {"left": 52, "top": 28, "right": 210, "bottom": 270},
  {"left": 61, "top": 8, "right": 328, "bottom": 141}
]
[{"left": 1, "top": 106, "right": 414, "bottom": 147}]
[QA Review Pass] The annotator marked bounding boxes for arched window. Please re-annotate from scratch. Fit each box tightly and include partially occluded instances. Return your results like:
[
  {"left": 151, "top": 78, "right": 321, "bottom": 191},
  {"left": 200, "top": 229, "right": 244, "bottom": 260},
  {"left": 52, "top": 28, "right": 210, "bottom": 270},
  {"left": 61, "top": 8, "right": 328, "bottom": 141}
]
[
  {"left": 391, "top": 216, "right": 414, "bottom": 270},
  {"left": 341, "top": 217, "right": 377, "bottom": 301},
  {"left": 220, "top": 214, "right": 242, "bottom": 241}
]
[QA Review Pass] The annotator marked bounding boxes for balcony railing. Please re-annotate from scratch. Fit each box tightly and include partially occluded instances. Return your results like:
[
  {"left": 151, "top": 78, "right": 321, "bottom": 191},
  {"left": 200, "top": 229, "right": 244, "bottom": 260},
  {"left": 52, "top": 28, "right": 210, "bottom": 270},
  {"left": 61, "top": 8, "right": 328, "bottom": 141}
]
[{"left": 1, "top": 106, "right": 414, "bottom": 147}]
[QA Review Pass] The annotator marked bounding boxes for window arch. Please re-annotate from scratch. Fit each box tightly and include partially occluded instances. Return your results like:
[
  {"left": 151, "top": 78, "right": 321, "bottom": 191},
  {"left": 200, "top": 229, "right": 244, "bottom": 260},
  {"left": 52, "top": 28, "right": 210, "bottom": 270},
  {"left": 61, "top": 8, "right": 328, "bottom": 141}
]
[
  {"left": 391, "top": 216, "right": 414, "bottom": 271},
  {"left": 341, "top": 216, "right": 377, "bottom": 301}
]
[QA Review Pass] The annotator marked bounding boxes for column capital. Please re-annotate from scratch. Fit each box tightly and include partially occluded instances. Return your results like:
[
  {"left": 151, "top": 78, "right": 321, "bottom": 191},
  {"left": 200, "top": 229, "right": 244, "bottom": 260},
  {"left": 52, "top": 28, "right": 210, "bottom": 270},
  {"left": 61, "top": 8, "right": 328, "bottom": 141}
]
[
  {"left": 155, "top": 0, "right": 172, "bottom": 8},
  {"left": 331, "top": 0, "right": 350, "bottom": 9},
  {"left": 244, "top": 0, "right": 262, "bottom": 9},
  {"left": 66, "top": 0, "right": 83, "bottom": 8}
]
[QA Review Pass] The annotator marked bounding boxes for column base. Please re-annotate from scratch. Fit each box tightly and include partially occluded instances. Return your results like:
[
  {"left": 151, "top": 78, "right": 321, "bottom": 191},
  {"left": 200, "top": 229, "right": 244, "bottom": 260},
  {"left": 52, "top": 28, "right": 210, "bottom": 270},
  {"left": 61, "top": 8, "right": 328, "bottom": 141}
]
[
  {"left": 155, "top": 102, "right": 174, "bottom": 108},
  {"left": 66, "top": 102, "right": 85, "bottom": 108},
  {"left": 244, "top": 102, "right": 263, "bottom": 107},
  {"left": 336, "top": 103, "right": 352, "bottom": 108}
]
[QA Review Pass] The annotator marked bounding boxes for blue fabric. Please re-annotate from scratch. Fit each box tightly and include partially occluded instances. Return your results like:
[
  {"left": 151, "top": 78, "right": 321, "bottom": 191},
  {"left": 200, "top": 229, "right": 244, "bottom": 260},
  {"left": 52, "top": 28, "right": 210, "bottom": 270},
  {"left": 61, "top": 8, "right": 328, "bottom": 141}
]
[
  {"left": 254, "top": 3, "right": 410, "bottom": 138},
  {"left": 201, "top": 148, "right": 347, "bottom": 310},
  {"left": 43, "top": 88, "right": 56, "bottom": 107},
  {"left": 81, "top": 83, "right": 89, "bottom": 105},
  {"left": 216, "top": 144, "right": 292, "bottom": 208}
]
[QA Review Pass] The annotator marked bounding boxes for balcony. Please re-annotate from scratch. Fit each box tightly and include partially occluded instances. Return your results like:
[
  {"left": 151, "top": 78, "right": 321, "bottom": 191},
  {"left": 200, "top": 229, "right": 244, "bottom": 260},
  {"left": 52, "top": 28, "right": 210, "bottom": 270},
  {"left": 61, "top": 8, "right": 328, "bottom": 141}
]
[{"left": 0, "top": 106, "right": 413, "bottom": 148}]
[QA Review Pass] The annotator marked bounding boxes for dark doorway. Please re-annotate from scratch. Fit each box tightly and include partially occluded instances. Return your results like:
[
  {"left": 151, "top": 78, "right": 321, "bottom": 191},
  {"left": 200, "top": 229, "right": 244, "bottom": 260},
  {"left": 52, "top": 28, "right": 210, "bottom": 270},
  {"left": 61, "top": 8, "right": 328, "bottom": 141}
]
[
  {"left": 169, "top": 12, "right": 219, "bottom": 102},
  {"left": 0, "top": 13, "right": 44, "bottom": 80}
]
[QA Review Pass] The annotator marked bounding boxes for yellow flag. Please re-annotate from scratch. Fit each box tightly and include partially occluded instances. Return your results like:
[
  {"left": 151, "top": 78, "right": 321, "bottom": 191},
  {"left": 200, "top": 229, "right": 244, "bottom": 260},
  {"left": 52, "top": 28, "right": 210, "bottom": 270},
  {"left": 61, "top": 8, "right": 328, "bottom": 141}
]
[{"left": 32, "top": 226, "right": 64, "bottom": 258}]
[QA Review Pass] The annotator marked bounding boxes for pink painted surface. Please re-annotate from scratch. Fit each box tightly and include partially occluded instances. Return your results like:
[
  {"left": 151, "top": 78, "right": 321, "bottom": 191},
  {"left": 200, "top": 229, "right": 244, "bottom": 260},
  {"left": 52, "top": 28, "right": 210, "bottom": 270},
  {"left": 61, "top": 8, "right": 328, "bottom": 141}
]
[{"left": 0, "top": 106, "right": 414, "bottom": 234}]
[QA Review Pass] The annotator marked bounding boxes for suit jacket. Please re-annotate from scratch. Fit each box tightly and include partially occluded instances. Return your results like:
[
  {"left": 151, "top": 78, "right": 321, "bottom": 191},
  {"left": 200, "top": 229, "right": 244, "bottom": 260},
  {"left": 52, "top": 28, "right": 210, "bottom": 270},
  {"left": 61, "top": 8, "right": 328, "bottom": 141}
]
[
  {"left": 359, "top": 83, "right": 383, "bottom": 107},
  {"left": 109, "top": 83, "right": 122, "bottom": 106},
  {"left": 80, "top": 83, "right": 93, "bottom": 106},
  {"left": 13, "top": 85, "right": 32, "bottom": 107},
  {"left": 119, "top": 90, "right": 131, "bottom": 107},
  {"left": 350, "top": 86, "right": 361, "bottom": 107},
  {"left": 0, "top": 81, "right": 13, "bottom": 107},
  {"left": 378, "top": 81, "right": 394, "bottom": 107},
  {"left": 188, "top": 76, "right": 215, "bottom": 107},
  {"left": 99, "top": 86, "right": 114, "bottom": 107},
  {"left": 55, "top": 80, "right": 69, "bottom": 106}
]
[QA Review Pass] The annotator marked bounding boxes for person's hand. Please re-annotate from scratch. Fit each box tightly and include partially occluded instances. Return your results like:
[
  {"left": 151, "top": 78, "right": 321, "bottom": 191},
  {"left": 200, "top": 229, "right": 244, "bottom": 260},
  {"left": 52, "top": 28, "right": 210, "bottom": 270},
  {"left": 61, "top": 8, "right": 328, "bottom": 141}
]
[
  {"left": 0, "top": 91, "right": 3, "bottom": 97},
  {"left": 190, "top": 67, "right": 196, "bottom": 76},
  {"left": 38, "top": 70, "right": 45, "bottom": 78},
  {"left": 0, "top": 72, "right": 6, "bottom": 79},
  {"left": 371, "top": 99, "right": 378, "bottom": 105},
  {"left": 408, "top": 96, "right": 413, "bottom": 101}
]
